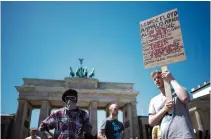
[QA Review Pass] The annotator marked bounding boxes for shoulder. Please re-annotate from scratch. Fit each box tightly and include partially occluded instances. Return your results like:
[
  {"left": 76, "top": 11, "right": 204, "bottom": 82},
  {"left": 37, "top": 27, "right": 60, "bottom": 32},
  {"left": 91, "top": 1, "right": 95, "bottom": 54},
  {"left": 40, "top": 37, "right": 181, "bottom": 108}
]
[
  {"left": 115, "top": 120, "right": 124, "bottom": 129},
  {"left": 106, "top": 117, "right": 112, "bottom": 121},
  {"left": 79, "top": 109, "right": 89, "bottom": 116},
  {"left": 36, "top": 136, "right": 41, "bottom": 139},
  {"left": 50, "top": 108, "right": 64, "bottom": 117},
  {"left": 117, "top": 119, "right": 123, "bottom": 124},
  {"left": 150, "top": 94, "right": 161, "bottom": 104},
  {"left": 79, "top": 109, "right": 90, "bottom": 119},
  {"left": 80, "top": 109, "right": 88, "bottom": 114},
  {"left": 52, "top": 108, "right": 64, "bottom": 114},
  {"left": 101, "top": 117, "right": 110, "bottom": 124},
  {"left": 119, "top": 120, "right": 124, "bottom": 126},
  {"left": 25, "top": 137, "right": 30, "bottom": 139}
]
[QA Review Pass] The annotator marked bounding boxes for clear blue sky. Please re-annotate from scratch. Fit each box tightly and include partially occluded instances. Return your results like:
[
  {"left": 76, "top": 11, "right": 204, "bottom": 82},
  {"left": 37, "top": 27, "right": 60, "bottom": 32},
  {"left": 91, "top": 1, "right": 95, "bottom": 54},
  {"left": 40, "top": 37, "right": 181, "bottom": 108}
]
[{"left": 2, "top": 1, "right": 210, "bottom": 130}]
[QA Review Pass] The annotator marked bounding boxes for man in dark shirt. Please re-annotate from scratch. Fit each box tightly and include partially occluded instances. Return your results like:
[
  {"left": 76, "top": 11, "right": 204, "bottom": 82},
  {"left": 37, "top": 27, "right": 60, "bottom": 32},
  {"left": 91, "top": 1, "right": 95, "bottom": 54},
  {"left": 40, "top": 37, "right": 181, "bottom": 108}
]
[{"left": 98, "top": 104, "right": 125, "bottom": 139}]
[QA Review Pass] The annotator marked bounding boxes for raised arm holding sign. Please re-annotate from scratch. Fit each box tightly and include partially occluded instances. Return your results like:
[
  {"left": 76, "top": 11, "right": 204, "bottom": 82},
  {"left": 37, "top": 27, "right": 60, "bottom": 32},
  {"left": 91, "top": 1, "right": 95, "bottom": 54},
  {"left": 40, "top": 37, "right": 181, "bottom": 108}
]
[
  {"left": 161, "top": 65, "right": 173, "bottom": 114},
  {"left": 140, "top": 8, "right": 186, "bottom": 102},
  {"left": 140, "top": 8, "right": 196, "bottom": 139}
]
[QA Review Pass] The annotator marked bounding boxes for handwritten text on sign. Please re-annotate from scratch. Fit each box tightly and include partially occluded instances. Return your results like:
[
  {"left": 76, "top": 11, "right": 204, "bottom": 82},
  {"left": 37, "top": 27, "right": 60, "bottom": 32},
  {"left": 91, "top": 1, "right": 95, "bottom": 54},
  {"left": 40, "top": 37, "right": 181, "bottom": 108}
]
[{"left": 140, "top": 9, "right": 186, "bottom": 68}]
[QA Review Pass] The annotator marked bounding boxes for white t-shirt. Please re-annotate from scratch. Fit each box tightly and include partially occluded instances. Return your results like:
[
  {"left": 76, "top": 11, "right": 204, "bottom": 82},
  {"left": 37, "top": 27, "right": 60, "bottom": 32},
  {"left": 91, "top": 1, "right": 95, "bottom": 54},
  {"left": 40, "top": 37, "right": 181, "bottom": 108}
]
[
  {"left": 25, "top": 136, "right": 41, "bottom": 139},
  {"left": 148, "top": 92, "right": 195, "bottom": 139},
  {"left": 149, "top": 93, "right": 167, "bottom": 115}
]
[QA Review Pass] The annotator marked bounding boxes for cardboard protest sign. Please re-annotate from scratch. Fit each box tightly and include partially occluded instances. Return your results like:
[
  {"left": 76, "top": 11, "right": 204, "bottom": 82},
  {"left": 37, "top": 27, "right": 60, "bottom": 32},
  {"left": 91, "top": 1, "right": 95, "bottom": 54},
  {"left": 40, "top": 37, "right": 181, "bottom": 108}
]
[{"left": 140, "top": 8, "right": 186, "bottom": 69}]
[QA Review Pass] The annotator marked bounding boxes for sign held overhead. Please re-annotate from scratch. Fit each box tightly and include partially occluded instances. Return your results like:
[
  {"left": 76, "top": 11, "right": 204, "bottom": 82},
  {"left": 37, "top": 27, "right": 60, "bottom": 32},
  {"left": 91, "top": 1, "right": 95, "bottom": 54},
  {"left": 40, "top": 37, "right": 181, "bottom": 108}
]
[{"left": 140, "top": 8, "right": 186, "bottom": 69}]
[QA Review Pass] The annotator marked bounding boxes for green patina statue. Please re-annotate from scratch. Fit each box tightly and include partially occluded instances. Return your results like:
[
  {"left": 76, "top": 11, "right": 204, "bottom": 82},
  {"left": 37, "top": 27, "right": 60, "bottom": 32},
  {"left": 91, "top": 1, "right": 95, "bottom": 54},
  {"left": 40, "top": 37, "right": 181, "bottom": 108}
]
[{"left": 69, "top": 59, "right": 95, "bottom": 78}]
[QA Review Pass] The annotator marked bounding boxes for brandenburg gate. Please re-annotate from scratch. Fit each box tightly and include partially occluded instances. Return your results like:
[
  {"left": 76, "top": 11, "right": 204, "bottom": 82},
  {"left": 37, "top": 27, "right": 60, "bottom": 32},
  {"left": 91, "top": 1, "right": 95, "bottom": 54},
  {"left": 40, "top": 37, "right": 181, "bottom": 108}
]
[{"left": 12, "top": 60, "right": 140, "bottom": 139}]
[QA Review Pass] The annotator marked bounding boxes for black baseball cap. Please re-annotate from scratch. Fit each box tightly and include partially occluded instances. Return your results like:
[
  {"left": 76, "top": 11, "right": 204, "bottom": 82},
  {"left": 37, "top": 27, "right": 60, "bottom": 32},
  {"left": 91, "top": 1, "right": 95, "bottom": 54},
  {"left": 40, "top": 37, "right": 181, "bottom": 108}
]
[{"left": 62, "top": 89, "right": 78, "bottom": 102}]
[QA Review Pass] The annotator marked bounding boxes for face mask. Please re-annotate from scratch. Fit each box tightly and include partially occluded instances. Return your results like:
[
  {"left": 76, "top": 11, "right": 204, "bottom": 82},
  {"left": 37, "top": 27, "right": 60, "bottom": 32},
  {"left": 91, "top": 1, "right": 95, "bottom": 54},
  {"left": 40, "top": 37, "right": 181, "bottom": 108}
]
[{"left": 66, "top": 99, "right": 78, "bottom": 110}]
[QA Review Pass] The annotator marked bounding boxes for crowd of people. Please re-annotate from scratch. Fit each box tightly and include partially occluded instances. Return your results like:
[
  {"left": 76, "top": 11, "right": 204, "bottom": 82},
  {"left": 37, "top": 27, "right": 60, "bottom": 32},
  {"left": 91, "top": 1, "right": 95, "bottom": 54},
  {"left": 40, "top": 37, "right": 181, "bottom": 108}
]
[{"left": 25, "top": 70, "right": 195, "bottom": 139}]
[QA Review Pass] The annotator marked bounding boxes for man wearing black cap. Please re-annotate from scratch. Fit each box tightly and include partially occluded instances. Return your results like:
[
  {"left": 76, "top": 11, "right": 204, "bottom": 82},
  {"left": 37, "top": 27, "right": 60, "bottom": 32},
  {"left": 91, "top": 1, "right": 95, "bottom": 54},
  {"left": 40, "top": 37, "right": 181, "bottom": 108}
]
[{"left": 39, "top": 89, "right": 92, "bottom": 139}]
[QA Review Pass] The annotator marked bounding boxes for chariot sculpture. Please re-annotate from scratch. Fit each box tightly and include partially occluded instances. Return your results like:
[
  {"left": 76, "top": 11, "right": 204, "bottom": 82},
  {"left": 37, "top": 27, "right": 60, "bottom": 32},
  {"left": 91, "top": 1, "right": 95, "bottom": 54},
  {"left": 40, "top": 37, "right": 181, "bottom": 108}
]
[{"left": 69, "top": 59, "right": 95, "bottom": 78}]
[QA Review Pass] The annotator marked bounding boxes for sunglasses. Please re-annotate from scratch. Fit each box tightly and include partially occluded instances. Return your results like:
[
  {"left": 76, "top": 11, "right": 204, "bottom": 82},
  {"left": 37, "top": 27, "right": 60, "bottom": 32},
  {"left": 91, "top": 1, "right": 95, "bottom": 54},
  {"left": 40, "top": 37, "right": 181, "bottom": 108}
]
[{"left": 65, "top": 96, "right": 77, "bottom": 101}]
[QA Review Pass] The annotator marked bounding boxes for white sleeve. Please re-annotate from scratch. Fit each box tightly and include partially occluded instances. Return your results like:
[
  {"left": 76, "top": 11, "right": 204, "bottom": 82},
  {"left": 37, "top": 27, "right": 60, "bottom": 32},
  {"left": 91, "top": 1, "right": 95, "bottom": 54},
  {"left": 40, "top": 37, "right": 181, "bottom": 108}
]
[{"left": 148, "top": 99, "right": 156, "bottom": 115}]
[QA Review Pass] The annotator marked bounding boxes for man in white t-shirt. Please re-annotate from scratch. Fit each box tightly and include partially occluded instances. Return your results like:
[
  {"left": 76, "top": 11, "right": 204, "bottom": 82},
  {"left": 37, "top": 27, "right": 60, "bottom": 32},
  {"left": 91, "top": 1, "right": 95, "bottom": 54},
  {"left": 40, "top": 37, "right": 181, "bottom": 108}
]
[
  {"left": 25, "top": 128, "right": 41, "bottom": 139},
  {"left": 148, "top": 69, "right": 195, "bottom": 139}
]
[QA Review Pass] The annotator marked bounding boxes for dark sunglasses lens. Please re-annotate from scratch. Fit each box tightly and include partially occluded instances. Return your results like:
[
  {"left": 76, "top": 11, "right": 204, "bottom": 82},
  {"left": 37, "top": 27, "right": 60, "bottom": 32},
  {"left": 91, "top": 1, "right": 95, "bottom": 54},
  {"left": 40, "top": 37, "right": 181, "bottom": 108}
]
[{"left": 66, "top": 96, "right": 76, "bottom": 100}]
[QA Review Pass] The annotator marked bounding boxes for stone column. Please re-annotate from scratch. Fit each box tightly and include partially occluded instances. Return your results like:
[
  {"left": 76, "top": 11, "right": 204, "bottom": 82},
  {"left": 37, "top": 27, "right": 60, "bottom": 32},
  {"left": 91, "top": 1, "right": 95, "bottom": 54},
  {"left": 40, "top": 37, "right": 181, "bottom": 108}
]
[
  {"left": 13, "top": 99, "right": 32, "bottom": 139},
  {"left": 105, "top": 103, "right": 110, "bottom": 117},
  {"left": 2, "top": 121, "right": 9, "bottom": 139},
  {"left": 122, "top": 105, "right": 128, "bottom": 139},
  {"left": 89, "top": 101, "right": 98, "bottom": 135},
  {"left": 131, "top": 101, "right": 140, "bottom": 138},
  {"left": 2, "top": 118, "right": 13, "bottom": 139},
  {"left": 195, "top": 110, "right": 204, "bottom": 131},
  {"left": 202, "top": 109, "right": 210, "bottom": 132},
  {"left": 125, "top": 103, "right": 133, "bottom": 138},
  {"left": 38, "top": 101, "right": 52, "bottom": 139}
]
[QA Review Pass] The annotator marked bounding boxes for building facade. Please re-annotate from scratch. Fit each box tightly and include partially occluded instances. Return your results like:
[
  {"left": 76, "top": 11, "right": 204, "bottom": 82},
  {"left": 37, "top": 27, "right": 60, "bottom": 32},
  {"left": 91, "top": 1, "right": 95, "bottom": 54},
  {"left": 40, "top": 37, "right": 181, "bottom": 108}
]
[
  {"left": 189, "top": 82, "right": 210, "bottom": 139},
  {"left": 1, "top": 114, "right": 15, "bottom": 139},
  {"left": 8, "top": 77, "right": 140, "bottom": 139}
]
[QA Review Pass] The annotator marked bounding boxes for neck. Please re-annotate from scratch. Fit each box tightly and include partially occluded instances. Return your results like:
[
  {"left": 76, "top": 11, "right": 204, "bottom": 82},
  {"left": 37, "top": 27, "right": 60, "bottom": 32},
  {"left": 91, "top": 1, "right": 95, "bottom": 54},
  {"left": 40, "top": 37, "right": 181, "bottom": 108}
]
[
  {"left": 159, "top": 88, "right": 165, "bottom": 96},
  {"left": 110, "top": 114, "right": 117, "bottom": 120}
]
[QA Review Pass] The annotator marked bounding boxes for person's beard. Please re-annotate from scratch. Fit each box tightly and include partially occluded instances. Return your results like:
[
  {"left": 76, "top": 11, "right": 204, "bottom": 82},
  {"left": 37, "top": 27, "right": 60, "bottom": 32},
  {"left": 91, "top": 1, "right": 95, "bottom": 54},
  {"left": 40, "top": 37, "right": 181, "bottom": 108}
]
[{"left": 66, "top": 99, "right": 78, "bottom": 110}]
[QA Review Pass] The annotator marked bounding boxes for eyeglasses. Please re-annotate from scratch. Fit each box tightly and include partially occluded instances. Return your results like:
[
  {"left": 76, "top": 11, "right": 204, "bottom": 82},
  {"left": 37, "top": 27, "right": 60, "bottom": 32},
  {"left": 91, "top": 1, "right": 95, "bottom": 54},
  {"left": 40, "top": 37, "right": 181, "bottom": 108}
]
[{"left": 65, "top": 96, "right": 77, "bottom": 101}]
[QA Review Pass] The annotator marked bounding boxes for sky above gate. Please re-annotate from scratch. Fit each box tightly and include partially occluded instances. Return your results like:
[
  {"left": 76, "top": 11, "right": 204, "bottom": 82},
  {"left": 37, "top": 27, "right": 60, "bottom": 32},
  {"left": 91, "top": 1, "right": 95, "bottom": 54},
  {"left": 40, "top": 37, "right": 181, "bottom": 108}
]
[{"left": 1, "top": 1, "right": 210, "bottom": 131}]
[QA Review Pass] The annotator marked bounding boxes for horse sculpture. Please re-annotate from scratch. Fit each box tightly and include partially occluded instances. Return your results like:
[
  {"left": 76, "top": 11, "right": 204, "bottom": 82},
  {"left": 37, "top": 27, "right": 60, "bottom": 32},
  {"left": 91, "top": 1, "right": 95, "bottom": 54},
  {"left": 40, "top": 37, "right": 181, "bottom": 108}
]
[
  {"left": 88, "top": 68, "right": 95, "bottom": 78},
  {"left": 69, "top": 67, "right": 75, "bottom": 77},
  {"left": 69, "top": 59, "right": 95, "bottom": 78}
]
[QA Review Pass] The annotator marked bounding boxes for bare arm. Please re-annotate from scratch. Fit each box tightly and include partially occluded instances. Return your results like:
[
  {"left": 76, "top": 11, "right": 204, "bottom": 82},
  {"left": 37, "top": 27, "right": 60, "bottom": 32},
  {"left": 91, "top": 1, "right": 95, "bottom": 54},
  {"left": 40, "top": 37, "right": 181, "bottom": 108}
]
[
  {"left": 97, "top": 130, "right": 106, "bottom": 139},
  {"left": 39, "top": 123, "right": 55, "bottom": 139},
  {"left": 39, "top": 112, "right": 56, "bottom": 139},
  {"left": 149, "top": 107, "right": 167, "bottom": 126},
  {"left": 170, "top": 79, "right": 190, "bottom": 103},
  {"left": 149, "top": 100, "right": 173, "bottom": 126},
  {"left": 43, "top": 131, "right": 54, "bottom": 139},
  {"left": 161, "top": 71, "right": 190, "bottom": 103}
]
